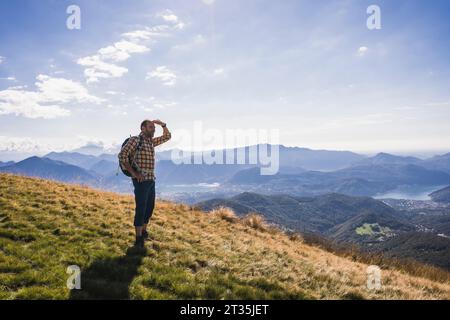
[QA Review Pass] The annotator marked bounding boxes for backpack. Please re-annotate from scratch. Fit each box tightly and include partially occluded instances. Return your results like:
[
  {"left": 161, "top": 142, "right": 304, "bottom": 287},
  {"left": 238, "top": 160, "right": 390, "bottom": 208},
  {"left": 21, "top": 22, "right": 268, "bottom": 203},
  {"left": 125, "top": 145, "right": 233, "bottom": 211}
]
[{"left": 117, "top": 135, "right": 144, "bottom": 177}]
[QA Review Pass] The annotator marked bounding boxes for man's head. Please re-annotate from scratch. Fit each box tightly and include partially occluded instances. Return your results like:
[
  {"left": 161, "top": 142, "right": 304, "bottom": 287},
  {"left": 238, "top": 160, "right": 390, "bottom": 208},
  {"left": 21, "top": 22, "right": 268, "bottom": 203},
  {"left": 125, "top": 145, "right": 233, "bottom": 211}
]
[{"left": 141, "top": 119, "right": 155, "bottom": 138}]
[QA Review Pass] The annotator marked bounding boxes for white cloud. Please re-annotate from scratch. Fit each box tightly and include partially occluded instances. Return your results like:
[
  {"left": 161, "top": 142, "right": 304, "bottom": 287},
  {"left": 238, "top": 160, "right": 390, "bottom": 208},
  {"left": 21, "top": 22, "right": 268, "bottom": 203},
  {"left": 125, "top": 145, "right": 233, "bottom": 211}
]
[
  {"left": 0, "top": 74, "right": 103, "bottom": 119},
  {"left": 146, "top": 66, "right": 177, "bottom": 86},
  {"left": 77, "top": 55, "right": 129, "bottom": 84},
  {"left": 7, "top": 85, "right": 27, "bottom": 90},
  {"left": 77, "top": 40, "right": 149, "bottom": 83},
  {"left": 77, "top": 36, "right": 152, "bottom": 84},
  {"left": 97, "top": 40, "right": 149, "bottom": 62},
  {"left": 357, "top": 46, "right": 369, "bottom": 57},
  {"left": 122, "top": 25, "right": 170, "bottom": 41},
  {"left": 0, "top": 135, "right": 118, "bottom": 155},
  {"left": 0, "top": 136, "right": 61, "bottom": 153},
  {"left": 0, "top": 76, "right": 16, "bottom": 81},
  {"left": 74, "top": 136, "right": 119, "bottom": 153},
  {"left": 213, "top": 68, "right": 225, "bottom": 75},
  {"left": 77, "top": 11, "right": 184, "bottom": 83},
  {"left": 105, "top": 90, "right": 125, "bottom": 96},
  {"left": 160, "top": 12, "right": 178, "bottom": 23},
  {"left": 157, "top": 9, "right": 185, "bottom": 29},
  {"left": 34, "top": 75, "right": 103, "bottom": 104},
  {"left": 0, "top": 56, "right": 4, "bottom": 64}
]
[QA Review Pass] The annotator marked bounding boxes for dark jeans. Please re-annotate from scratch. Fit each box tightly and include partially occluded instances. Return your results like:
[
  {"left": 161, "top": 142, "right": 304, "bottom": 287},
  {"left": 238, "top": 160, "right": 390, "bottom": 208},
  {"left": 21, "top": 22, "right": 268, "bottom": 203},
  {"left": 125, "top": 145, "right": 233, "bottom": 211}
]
[{"left": 132, "top": 179, "right": 156, "bottom": 227}]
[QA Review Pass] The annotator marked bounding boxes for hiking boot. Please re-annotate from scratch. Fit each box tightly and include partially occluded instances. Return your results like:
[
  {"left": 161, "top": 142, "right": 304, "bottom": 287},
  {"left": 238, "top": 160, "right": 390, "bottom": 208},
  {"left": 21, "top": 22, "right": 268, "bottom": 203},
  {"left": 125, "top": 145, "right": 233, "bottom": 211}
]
[
  {"left": 142, "top": 230, "right": 149, "bottom": 240},
  {"left": 134, "top": 235, "right": 145, "bottom": 248}
]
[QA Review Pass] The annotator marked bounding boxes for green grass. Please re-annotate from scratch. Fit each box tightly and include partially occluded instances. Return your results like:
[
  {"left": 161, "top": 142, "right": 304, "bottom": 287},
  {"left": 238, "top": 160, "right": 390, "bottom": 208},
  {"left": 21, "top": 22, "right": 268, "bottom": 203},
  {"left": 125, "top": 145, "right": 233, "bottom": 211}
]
[{"left": 355, "top": 223, "right": 391, "bottom": 236}]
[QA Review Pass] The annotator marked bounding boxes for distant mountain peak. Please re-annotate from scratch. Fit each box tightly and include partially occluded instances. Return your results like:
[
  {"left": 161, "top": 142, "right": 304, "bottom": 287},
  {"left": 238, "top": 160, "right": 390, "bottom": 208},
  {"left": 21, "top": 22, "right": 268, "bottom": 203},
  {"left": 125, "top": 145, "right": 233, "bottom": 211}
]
[
  {"left": 356, "top": 152, "right": 422, "bottom": 166},
  {"left": 0, "top": 156, "right": 97, "bottom": 183},
  {"left": 374, "top": 152, "right": 395, "bottom": 158}
]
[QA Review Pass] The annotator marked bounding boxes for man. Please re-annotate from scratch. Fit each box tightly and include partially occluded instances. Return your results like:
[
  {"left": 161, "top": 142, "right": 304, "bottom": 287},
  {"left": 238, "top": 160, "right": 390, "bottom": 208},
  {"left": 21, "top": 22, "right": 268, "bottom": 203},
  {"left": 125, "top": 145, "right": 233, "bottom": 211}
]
[{"left": 118, "top": 119, "right": 171, "bottom": 248}]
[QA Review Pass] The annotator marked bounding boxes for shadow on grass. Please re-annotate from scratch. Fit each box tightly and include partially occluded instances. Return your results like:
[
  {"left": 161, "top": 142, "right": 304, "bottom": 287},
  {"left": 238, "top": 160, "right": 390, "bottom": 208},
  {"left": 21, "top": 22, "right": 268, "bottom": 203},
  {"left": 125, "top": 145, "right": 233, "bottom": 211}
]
[{"left": 70, "top": 247, "right": 146, "bottom": 300}]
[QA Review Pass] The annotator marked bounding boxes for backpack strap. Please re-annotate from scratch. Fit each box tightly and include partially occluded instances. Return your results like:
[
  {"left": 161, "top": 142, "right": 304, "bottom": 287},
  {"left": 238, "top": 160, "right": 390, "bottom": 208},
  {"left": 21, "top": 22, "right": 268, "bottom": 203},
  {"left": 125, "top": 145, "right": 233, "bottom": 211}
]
[
  {"left": 131, "top": 135, "right": 144, "bottom": 174},
  {"left": 136, "top": 135, "right": 143, "bottom": 151}
]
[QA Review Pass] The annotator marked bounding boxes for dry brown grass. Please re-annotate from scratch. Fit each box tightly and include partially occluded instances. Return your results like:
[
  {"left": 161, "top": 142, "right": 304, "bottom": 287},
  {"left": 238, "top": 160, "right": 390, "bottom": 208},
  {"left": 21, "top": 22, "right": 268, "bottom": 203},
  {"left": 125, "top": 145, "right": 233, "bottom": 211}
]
[
  {"left": 210, "top": 206, "right": 239, "bottom": 223},
  {"left": 301, "top": 232, "right": 450, "bottom": 284},
  {"left": 242, "top": 213, "right": 269, "bottom": 232}
]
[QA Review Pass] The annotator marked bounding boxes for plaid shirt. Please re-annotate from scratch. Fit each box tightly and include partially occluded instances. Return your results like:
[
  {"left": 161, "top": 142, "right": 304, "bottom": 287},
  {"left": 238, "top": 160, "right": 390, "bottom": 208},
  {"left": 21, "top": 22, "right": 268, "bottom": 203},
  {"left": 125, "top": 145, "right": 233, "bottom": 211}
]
[{"left": 118, "top": 131, "right": 171, "bottom": 181}]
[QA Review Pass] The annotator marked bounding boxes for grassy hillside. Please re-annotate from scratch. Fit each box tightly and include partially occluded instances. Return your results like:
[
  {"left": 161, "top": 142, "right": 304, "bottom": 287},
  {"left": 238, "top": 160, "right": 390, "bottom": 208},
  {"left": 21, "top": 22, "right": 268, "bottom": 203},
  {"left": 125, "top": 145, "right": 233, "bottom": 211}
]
[{"left": 1, "top": 173, "right": 450, "bottom": 300}]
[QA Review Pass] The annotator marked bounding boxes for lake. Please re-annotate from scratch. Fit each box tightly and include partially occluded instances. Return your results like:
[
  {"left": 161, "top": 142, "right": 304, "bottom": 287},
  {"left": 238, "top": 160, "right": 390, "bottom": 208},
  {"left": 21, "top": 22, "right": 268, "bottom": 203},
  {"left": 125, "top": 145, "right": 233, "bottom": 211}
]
[{"left": 374, "top": 184, "right": 447, "bottom": 200}]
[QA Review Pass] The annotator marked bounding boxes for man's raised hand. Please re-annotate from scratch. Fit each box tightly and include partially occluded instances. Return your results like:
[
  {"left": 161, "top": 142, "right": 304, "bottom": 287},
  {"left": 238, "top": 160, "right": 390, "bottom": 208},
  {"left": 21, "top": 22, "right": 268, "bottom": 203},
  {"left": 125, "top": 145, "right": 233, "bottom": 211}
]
[{"left": 152, "top": 119, "right": 166, "bottom": 126}]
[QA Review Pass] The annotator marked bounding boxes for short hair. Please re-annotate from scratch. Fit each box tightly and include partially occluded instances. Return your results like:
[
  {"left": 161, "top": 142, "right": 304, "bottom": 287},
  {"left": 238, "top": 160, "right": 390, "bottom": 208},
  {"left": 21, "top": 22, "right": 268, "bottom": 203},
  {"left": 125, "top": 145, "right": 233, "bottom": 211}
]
[{"left": 140, "top": 119, "right": 152, "bottom": 130}]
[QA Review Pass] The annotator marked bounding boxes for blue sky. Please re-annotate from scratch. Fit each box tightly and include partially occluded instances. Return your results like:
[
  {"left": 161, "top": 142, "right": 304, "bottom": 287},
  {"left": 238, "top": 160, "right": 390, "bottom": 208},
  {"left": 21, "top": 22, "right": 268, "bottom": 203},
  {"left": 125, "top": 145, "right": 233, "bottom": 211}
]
[{"left": 0, "top": 0, "right": 449, "bottom": 160}]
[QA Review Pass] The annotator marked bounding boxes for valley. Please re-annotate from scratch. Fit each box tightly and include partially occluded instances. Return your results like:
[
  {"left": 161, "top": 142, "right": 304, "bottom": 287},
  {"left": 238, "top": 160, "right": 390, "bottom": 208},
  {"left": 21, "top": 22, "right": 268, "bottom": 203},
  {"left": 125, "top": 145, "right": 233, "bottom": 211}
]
[{"left": 1, "top": 145, "right": 450, "bottom": 272}]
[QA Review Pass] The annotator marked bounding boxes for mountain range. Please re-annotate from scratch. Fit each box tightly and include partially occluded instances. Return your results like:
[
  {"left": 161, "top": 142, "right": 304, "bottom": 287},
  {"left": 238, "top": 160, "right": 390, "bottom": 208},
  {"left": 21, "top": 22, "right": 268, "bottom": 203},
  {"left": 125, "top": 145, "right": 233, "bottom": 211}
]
[
  {"left": 0, "top": 156, "right": 98, "bottom": 184},
  {"left": 1, "top": 145, "right": 450, "bottom": 202}
]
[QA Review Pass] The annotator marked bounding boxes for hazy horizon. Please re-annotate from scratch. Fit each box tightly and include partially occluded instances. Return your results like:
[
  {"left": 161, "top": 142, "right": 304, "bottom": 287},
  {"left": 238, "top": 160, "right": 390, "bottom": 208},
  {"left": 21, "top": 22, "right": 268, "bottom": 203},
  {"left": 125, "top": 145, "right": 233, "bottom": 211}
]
[{"left": 0, "top": 142, "right": 448, "bottom": 162}]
